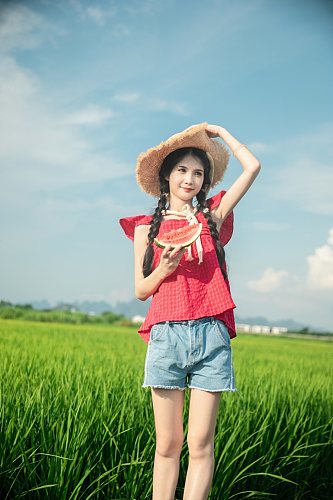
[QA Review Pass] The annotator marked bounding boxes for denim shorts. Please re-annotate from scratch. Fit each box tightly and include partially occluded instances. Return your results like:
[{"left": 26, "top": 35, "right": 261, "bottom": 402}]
[{"left": 142, "top": 317, "right": 237, "bottom": 393}]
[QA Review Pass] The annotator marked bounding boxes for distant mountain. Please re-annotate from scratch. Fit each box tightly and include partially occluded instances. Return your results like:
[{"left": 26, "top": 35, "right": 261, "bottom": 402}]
[
  {"left": 29, "top": 299, "right": 117, "bottom": 315},
  {"left": 71, "top": 300, "right": 116, "bottom": 315},
  {"left": 113, "top": 298, "right": 151, "bottom": 317},
  {"left": 24, "top": 299, "right": 51, "bottom": 310},
  {"left": 24, "top": 298, "right": 330, "bottom": 332},
  {"left": 30, "top": 298, "right": 152, "bottom": 317}
]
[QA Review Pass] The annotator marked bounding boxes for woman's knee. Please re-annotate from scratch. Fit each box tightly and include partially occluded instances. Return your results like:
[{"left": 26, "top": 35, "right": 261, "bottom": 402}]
[
  {"left": 187, "top": 433, "right": 214, "bottom": 459},
  {"left": 156, "top": 432, "right": 184, "bottom": 458}
]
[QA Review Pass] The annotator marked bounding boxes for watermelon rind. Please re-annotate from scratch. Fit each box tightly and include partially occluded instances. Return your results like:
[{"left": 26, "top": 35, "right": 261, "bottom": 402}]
[{"left": 154, "top": 223, "right": 202, "bottom": 249}]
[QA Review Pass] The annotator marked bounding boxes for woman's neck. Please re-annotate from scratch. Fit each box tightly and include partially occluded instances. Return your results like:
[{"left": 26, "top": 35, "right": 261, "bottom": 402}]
[{"left": 168, "top": 203, "right": 196, "bottom": 213}]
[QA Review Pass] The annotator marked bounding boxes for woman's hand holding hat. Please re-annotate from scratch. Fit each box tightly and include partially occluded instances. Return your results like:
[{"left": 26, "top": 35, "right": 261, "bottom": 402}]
[{"left": 205, "top": 124, "right": 224, "bottom": 139}]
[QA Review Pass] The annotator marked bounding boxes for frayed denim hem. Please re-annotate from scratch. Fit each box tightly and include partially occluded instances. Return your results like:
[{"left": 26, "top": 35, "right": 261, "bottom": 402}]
[
  {"left": 142, "top": 384, "right": 237, "bottom": 392},
  {"left": 142, "top": 384, "right": 186, "bottom": 391},
  {"left": 188, "top": 385, "right": 238, "bottom": 393}
]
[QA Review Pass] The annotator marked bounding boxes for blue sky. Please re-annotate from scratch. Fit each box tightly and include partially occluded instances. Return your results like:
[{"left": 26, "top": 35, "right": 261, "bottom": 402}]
[{"left": 0, "top": 0, "right": 332, "bottom": 330}]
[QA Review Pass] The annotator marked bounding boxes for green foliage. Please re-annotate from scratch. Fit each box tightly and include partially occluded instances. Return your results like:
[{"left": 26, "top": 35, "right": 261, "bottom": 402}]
[
  {"left": 0, "top": 304, "right": 126, "bottom": 325},
  {"left": 0, "top": 319, "right": 332, "bottom": 499}
]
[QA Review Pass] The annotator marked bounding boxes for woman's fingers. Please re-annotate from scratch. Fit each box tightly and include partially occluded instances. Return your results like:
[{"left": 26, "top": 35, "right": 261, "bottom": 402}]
[
  {"left": 205, "top": 124, "right": 221, "bottom": 138},
  {"left": 161, "top": 244, "right": 185, "bottom": 260},
  {"left": 169, "top": 244, "right": 185, "bottom": 258},
  {"left": 161, "top": 244, "right": 170, "bottom": 256}
]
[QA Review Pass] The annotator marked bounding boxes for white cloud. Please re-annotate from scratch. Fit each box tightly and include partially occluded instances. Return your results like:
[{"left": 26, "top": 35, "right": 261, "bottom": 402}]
[
  {"left": 86, "top": 5, "right": 116, "bottom": 25},
  {"left": 0, "top": 3, "right": 63, "bottom": 53},
  {"left": 69, "top": 1, "right": 117, "bottom": 25},
  {"left": 270, "top": 158, "right": 333, "bottom": 215},
  {"left": 0, "top": 4, "right": 43, "bottom": 52},
  {"left": 247, "top": 142, "right": 272, "bottom": 154},
  {"left": 124, "top": 0, "right": 163, "bottom": 17},
  {"left": 0, "top": 56, "right": 131, "bottom": 196},
  {"left": 28, "top": 196, "right": 126, "bottom": 235},
  {"left": 247, "top": 267, "right": 289, "bottom": 292},
  {"left": 258, "top": 122, "right": 333, "bottom": 215},
  {"left": 42, "top": 196, "right": 125, "bottom": 215},
  {"left": 307, "top": 227, "right": 333, "bottom": 290},
  {"left": 148, "top": 98, "right": 189, "bottom": 116},
  {"left": 113, "top": 91, "right": 140, "bottom": 103},
  {"left": 65, "top": 104, "right": 115, "bottom": 126},
  {"left": 252, "top": 221, "right": 290, "bottom": 231},
  {"left": 112, "top": 23, "right": 131, "bottom": 38},
  {"left": 69, "top": 1, "right": 129, "bottom": 35},
  {"left": 112, "top": 92, "right": 187, "bottom": 115}
]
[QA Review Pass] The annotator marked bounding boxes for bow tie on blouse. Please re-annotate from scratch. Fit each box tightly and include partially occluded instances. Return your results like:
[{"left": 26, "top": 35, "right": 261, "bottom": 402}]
[{"left": 161, "top": 204, "right": 207, "bottom": 264}]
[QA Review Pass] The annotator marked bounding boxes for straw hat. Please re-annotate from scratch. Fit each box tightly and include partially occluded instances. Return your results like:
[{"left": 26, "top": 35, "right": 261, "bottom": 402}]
[{"left": 135, "top": 122, "right": 230, "bottom": 197}]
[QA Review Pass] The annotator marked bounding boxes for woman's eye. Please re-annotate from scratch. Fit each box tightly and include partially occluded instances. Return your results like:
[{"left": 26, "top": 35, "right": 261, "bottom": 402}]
[{"left": 176, "top": 167, "right": 202, "bottom": 176}]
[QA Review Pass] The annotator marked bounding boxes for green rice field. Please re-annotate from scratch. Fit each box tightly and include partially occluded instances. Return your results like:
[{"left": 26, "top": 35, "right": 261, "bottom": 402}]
[{"left": 0, "top": 319, "right": 332, "bottom": 499}]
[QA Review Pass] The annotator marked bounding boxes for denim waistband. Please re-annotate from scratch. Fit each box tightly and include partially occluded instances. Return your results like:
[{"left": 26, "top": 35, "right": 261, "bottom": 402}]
[{"left": 158, "top": 317, "right": 217, "bottom": 326}]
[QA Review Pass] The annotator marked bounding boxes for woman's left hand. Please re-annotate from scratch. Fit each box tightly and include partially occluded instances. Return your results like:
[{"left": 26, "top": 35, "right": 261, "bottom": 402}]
[{"left": 205, "top": 124, "right": 224, "bottom": 138}]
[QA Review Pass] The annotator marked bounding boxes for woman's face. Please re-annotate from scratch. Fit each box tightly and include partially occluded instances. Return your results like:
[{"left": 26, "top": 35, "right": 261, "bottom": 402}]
[{"left": 166, "top": 154, "right": 205, "bottom": 203}]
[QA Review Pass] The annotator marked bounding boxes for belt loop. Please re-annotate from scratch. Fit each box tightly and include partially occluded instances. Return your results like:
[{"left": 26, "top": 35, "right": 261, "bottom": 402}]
[{"left": 211, "top": 317, "right": 216, "bottom": 325}]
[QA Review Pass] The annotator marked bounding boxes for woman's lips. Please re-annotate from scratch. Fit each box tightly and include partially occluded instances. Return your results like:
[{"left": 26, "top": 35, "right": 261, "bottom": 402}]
[{"left": 182, "top": 187, "right": 193, "bottom": 192}]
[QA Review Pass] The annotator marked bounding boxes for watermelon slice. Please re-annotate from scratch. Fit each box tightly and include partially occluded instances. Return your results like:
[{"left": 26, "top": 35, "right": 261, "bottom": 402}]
[{"left": 154, "top": 223, "right": 202, "bottom": 249}]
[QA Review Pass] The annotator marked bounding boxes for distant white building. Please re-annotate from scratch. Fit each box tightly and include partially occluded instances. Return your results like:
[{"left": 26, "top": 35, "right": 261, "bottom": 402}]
[
  {"left": 237, "top": 323, "right": 251, "bottom": 332},
  {"left": 236, "top": 323, "right": 289, "bottom": 334},
  {"left": 132, "top": 315, "right": 145, "bottom": 324},
  {"left": 271, "top": 326, "right": 288, "bottom": 334},
  {"left": 260, "top": 326, "right": 271, "bottom": 334}
]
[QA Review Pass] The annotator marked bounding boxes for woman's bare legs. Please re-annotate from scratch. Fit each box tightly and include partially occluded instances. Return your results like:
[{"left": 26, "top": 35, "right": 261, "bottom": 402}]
[
  {"left": 183, "top": 388, "right": 222, "bottom": 500},
  {"left": 151, "top": 387, "right": 185, "bottom": 500}
]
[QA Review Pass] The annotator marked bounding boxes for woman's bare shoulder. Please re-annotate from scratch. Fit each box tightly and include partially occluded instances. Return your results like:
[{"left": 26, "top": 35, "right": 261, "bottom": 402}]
[
  {"left": 134, "top": 223, "right": 150, "bottom": 235},
  {"left": 134, "top": 224, "right": 150, "bottom": 247}
]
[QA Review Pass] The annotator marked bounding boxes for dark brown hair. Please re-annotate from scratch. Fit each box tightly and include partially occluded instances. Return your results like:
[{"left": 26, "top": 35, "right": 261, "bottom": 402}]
[{"left": 142, "top": 147, "right": 228, "bottom": 280}]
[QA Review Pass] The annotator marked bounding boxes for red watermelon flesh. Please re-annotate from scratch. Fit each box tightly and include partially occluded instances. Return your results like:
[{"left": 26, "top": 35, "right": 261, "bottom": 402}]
[{"left": 154, "top": 223, "right": 202, "bottom": 249}]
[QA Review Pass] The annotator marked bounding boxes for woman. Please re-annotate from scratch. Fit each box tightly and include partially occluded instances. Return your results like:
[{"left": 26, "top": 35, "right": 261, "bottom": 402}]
[{"left": 119, "top": 122, "right": 261, "bottom": 499}]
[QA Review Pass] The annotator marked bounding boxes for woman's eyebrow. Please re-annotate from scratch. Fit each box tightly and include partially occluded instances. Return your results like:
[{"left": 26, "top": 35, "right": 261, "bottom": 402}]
[{"left": 178, "top": 164, "right": 204, "bottom": 172}]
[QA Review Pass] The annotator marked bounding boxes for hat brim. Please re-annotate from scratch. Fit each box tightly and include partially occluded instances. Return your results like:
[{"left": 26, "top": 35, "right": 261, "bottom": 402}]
[{"left": 136, "top": 122, "right": 230, "bottom": 197}]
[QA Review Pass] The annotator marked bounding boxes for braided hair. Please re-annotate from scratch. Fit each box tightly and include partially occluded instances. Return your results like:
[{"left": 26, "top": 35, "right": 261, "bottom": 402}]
[{"left": 142, "top": 147, "right": 228, "bottom": 280}]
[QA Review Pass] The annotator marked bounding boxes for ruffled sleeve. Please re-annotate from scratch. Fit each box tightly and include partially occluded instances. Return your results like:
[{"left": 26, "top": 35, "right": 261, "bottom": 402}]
[
  {"left": 119, "top": 214, "right": 153, "bottom": 241},
  {"left": 207, "top": 190, "right": 234, "bottom": 246}
]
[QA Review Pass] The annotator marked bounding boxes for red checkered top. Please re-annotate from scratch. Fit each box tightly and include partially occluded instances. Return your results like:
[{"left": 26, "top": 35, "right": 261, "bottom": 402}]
[{"left": 119, "top": 190, "right": 236, "bottom": 344}]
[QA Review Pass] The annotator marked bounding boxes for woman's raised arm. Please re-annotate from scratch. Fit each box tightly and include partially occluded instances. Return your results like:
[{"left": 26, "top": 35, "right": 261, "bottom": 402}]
[{"left": 206, "top": 124, "right": 261, "bottom": 223}]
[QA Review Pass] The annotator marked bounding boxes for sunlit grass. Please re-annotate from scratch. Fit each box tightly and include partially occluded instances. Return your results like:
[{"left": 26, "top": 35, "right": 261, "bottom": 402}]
[{"left": 0, "top": 319, "right": 332, "bottom": 499}]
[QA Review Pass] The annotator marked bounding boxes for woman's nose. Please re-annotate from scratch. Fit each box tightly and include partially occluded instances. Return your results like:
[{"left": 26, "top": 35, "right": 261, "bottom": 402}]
[{"left": 184, "top": 174, "right": 194, "bottom": 185}]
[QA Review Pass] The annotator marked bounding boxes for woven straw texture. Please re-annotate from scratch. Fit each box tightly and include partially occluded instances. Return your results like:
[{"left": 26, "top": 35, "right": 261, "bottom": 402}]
[{"left": 136, "top": 122, "right": 230, "bottom": 197}]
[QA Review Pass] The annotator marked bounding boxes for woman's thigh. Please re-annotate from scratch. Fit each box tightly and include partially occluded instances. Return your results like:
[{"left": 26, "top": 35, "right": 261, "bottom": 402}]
[
  {"left": 151, "top": 388, "right": 185, "bottom": 453},
  {"left": 187, "top": 388, "right": 221, "bottom": 453}
]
